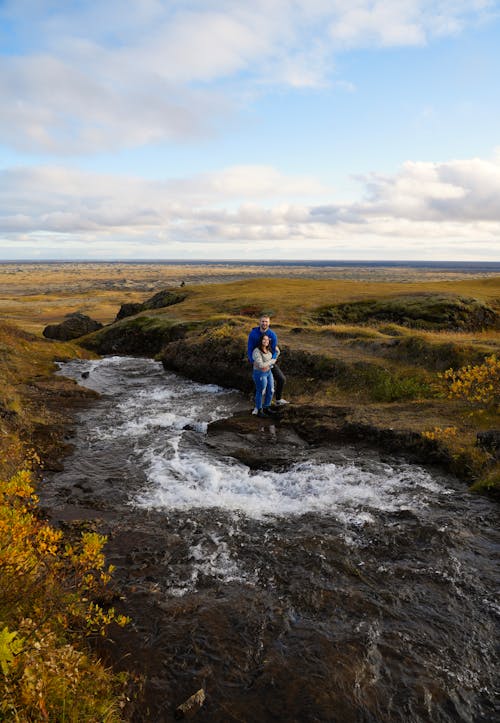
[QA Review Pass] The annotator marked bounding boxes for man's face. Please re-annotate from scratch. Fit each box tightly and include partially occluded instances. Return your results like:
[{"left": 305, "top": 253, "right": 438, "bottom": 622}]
[{"left": 259, "top": 316, "right": 270, "bottom": 332}]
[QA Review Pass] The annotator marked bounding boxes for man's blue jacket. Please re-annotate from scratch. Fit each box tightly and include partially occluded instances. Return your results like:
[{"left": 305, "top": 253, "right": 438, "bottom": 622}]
[{"left": 247, "top": 326, "right": 278, "bottom": 363}]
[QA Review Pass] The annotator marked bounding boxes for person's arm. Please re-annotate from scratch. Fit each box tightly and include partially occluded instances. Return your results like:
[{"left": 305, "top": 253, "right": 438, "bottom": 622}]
[
  {"left": 247, "top": 329, "right": 258, "bottom": 363},
  {"left": 268, "top": 329, "right": 279, "bottom": 359}
]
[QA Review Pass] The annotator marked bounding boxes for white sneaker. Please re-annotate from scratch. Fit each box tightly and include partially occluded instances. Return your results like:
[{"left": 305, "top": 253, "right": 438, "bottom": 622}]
[
  {"left": 252, "top": 407, "right": 259, "bottom": 415},
  {"left": 276, "top": 398, "right": 289, "bottom": 405}
]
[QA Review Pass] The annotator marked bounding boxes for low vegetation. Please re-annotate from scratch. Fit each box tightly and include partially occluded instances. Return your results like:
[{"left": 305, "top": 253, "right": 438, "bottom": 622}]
[
  {"left": 0, "top": 266, "right": 499, "bottom": 719},
  {"left": 0, "top": 322, "right": 128, "bottom": 720},
  {"left": 312, "top": 293, "right": 497, "bottom": 331},
  {"left": 0, "top": 464, "right": 128, "bottom": 721}
]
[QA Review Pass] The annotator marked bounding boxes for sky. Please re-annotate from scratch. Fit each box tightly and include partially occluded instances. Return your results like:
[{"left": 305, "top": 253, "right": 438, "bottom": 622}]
[{"left": 1, "top": 0, "right": 500, "bottom": 262}]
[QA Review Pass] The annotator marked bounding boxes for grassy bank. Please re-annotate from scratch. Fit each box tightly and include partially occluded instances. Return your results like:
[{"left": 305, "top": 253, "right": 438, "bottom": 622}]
[{"left": 0, "top": 321, "right": 130, "bottom": 720}]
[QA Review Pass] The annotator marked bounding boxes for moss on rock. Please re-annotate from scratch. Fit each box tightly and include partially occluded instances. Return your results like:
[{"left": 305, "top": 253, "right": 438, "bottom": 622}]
[{"left": 313, "top": 294, "right": 497, "bottom": 331}]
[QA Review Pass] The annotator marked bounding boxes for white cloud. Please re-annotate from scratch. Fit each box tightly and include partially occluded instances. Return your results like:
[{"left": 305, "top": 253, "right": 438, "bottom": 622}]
[
  {"left": 0, "top": 0, "right": 496, "bottom": 153},
  {"left": 1, "top": 153, "right": 500, "bottom": 259}
]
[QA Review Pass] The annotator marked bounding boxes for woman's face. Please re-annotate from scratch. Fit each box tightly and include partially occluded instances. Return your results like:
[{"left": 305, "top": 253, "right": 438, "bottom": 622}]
[{"left": 262, "top": 334, "right": 270, "bottom": 348}]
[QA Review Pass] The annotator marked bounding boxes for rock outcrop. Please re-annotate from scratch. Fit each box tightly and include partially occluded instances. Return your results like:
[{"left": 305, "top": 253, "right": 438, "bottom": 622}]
[
  {"left": 43, "top": 313, "right": 103, "bottom": 341},
  {"left": 115, "top": 288, "right": 187, "bottom": 321}
]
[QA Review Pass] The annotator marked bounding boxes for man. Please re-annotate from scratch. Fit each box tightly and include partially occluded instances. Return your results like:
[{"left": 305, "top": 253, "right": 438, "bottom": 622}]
[{"left": 247, "top": 314, "right": 288, "bottom": 405}]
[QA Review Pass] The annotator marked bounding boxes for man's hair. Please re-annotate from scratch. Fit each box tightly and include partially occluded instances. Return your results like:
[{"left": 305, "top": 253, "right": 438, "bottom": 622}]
[{"left": 260, "top": 314, "right": 270, "bottom": 321}]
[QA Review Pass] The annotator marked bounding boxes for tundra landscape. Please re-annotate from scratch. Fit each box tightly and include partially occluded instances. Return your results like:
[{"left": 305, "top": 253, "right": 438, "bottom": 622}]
[{"left": 0, "top": 262, "right": 499, "bottom": 721}]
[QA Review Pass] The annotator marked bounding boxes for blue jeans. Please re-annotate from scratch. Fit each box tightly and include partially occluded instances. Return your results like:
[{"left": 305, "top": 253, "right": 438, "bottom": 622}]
[{"left": 252, "top": 369, "right": 274, "bottom": 409}]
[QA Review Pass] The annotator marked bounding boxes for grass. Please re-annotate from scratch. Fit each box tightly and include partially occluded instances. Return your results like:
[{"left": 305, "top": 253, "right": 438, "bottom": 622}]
[{"left": 312, "top": 293, "right": 497, "bottom": 331}]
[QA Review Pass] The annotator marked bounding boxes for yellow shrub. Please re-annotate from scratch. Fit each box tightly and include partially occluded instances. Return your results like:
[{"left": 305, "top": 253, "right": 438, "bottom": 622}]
[
  {"left": 440, "top": 354, "right": 500, "bottom": 408},
  {"left": 0, "top": 467, "right": 128, "bottom": 720},
  {"left": 421, "top": 426, "right": 458, "bottom": 442}
]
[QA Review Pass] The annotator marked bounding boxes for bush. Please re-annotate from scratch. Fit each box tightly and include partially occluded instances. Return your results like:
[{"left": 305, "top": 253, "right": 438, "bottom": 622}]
[
  {"left": 0, "top": 466, "right": 128, "bottom": 720},
  {"left": 440, "top": 354, "right": 500, "bottom": 408}
]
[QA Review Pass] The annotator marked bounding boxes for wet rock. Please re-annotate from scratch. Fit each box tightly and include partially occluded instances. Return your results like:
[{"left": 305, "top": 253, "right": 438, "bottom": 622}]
[
  {"left": 283, "top": 405, "right": 453, "bottom": 467},
  {"left": 204, "top": 412, "right": 308, "bottom": 469},
  {"left": 43, "top": 312, "right": 103, "bottom": 340},
  {"left": 162, "top": 338, "right": 252, "bottom": 392}
]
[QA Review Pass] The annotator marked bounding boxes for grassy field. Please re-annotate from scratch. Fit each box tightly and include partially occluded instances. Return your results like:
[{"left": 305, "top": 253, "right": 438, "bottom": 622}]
[{"left": 2, "top": 261, "right": 500, "bottom": 333}]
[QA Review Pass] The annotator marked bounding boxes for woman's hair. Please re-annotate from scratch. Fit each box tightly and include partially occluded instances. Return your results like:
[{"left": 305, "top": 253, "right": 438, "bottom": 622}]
[{"left": 258, "top": 334, "right": 271, "bottom": 352}]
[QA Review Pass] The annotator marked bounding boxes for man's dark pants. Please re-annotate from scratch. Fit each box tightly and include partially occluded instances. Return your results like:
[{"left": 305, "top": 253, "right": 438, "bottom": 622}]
[{"left": 272, "top": 364, "right": 286, "bottom": 401}]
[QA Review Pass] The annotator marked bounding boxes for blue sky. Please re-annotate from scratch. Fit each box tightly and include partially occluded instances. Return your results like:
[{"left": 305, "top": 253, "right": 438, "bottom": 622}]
[{"left": 1, "top": 0, "right": 500, "bottom": 261}]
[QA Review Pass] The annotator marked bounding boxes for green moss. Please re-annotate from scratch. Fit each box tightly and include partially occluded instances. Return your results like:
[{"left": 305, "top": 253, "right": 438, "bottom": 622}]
[
  {"left": 313, "top": 293, "right": 497, "bottom": 331},
  {"left": 469, "top": 465, "right": 500, "bottom": 498},
  {"left": 380, "top": 334, "right": 491, "bottom": 371}
]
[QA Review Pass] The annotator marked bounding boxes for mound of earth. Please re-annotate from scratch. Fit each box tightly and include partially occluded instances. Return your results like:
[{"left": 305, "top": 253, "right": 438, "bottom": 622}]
[{"left": 313, "top": 294, "right": 497, "bottom": 331}]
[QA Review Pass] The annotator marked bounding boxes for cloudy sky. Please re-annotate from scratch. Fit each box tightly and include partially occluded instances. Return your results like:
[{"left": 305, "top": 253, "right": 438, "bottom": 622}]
[{"left": 1, "top": 0, "right": 500, "bottom": 261}]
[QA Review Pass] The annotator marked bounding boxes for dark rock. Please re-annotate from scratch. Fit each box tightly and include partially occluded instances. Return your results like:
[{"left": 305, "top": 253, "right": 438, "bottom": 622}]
[
  {"left": 115, "top": 302, "right": 144, "bottom": 321},
  {"left": 162, "top": 337, "right": 252, "bottom": 392},
  {"left": 143, "top": 289, "right": 187, "bottom": 310},
  {"left": 81, "top": 317, "right": 197, "bottom": 356},
  {"left": 81, "top": 371, "right": 90, "bottom": 379},
  {"left": 114, "top": 288, "right": 187, "bottom": 322},
  {"left": 43, "top": 313, "right": 103, "bottom": 340},
  {"left": 205, "top": 413, "right": 308, "bottom": 469},
  {"left": 477, "top": 430, "right": 500, "bottom": 459}
]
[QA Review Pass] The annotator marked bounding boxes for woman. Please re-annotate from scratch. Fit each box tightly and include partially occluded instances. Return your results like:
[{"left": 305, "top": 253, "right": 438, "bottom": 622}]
[{"left": 251, "top": 334, "right": 277, "bottom": 417}]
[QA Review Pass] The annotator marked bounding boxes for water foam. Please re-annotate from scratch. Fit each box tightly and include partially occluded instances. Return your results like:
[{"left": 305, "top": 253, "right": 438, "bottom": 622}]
[
  {"left": 135, "top": 445, "right": 451, "bottom": 522},
  {"left": 58, "top": 356, "right": 454, "bottom": 524}
]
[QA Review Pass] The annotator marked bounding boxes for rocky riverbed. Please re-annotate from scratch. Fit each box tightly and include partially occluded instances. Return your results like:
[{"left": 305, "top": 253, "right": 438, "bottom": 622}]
[{"left": 38, "top": 356, "right": 499, "bottom": 723}]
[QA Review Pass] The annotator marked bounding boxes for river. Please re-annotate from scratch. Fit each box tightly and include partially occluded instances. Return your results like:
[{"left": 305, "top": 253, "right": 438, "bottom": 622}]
[{"left": 41, "top": 356, "right": 499, "bottom": 722}]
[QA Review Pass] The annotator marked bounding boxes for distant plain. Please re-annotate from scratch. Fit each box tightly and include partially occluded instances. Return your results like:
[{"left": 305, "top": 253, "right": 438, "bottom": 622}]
[{"left": 2, "top": 260, "right": 500, "bottom": 334}]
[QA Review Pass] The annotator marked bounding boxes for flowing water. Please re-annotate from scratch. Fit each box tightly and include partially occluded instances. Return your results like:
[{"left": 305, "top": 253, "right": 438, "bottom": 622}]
[{"left": 42, "top": 356, "right": 499, "bottom": 722}]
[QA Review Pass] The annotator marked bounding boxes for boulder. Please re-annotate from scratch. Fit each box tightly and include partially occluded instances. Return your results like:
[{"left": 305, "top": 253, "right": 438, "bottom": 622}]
[
  {"left": 114, "top": 289, "right": 187, "bottom": 321},
  {"left": 142, "top": 289, "right": 187, "bottom": 310},
  {"left": 115, "top": 302, "right": 144, "bottom": 321},
  {"left": 43, "top": 313, "right": 103, "bottom": 341}
]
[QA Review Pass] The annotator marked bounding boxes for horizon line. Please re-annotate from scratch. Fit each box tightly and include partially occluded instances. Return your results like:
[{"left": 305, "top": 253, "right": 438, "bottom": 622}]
[{"left": 1, "top": 258, "right": 500, "bottom": 264}]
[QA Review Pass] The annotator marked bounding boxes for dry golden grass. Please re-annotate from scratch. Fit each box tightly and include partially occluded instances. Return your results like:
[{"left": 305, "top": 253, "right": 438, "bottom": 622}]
[
  {"left": 126, "top": 275, "right": 500, "bottom": 326},
  {"left": 2, "top": 262, "right": 500, "bottom": 333}
]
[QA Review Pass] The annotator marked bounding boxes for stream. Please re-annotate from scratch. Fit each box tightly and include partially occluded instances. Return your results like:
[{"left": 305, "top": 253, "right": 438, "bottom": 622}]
[{"left": 41, "top": 356, "right": 499, "bottom": 722}]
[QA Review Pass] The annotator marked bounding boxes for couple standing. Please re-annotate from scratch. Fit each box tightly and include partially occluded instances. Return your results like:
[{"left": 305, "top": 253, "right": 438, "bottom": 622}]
[{"left": 247, "top": 314, "right": 288, "bottom": 418}]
